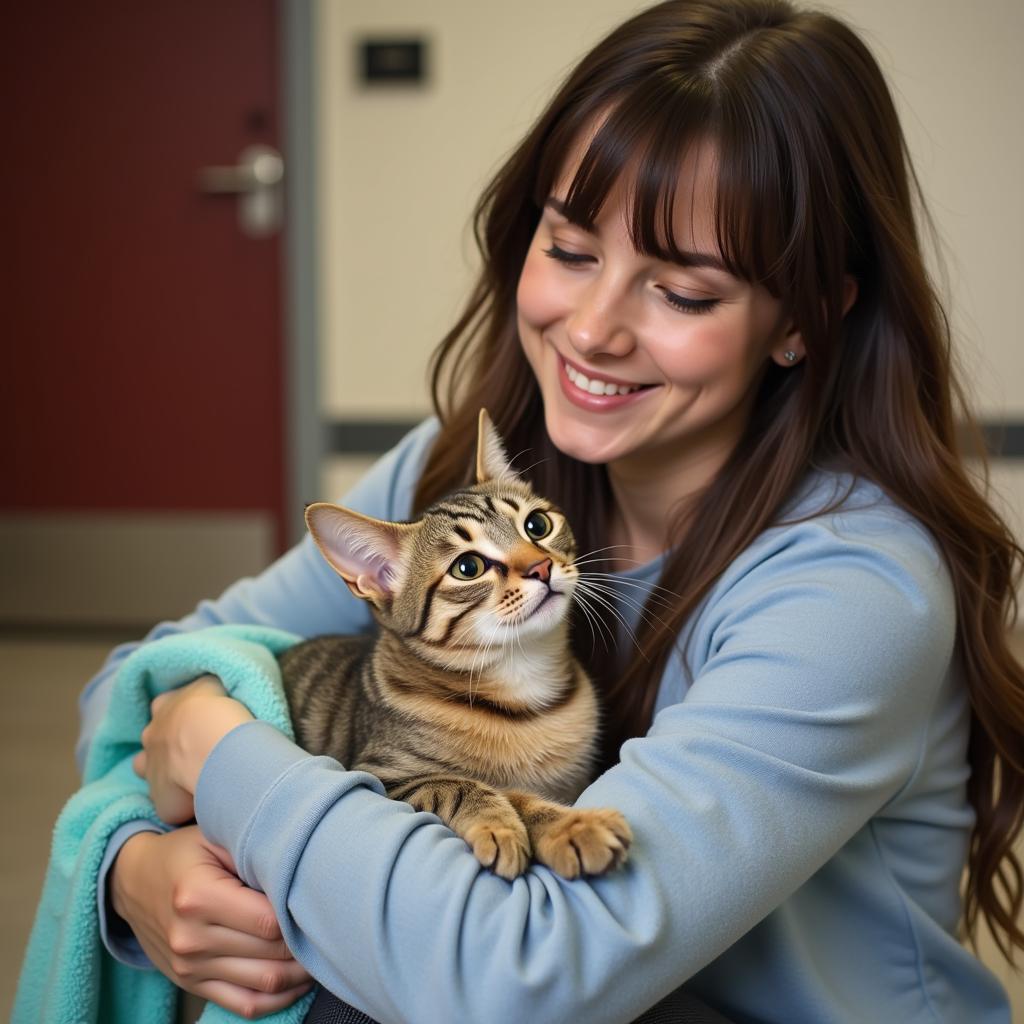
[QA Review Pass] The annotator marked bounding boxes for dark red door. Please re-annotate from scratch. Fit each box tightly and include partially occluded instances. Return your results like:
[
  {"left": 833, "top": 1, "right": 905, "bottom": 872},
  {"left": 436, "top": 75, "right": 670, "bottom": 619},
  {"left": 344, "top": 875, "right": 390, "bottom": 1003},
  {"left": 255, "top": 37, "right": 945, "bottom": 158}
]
[{"left": 3, "top": 1, "right": 286, "bottom": 553}]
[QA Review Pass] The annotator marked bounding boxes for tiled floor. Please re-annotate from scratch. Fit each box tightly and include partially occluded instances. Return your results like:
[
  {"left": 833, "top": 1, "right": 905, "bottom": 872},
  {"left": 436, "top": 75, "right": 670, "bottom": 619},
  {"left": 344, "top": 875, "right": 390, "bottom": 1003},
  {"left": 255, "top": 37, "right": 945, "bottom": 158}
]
[{"left": 3, "top": 632, "right": 1023, "bottom": 1020}]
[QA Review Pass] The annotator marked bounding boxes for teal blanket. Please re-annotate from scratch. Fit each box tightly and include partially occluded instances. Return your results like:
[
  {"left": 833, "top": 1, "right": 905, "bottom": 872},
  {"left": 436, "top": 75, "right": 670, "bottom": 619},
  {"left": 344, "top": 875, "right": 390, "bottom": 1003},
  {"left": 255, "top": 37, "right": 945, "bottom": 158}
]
[{"left": 14, "top": 624, "right": 317, "bottom": 1024}]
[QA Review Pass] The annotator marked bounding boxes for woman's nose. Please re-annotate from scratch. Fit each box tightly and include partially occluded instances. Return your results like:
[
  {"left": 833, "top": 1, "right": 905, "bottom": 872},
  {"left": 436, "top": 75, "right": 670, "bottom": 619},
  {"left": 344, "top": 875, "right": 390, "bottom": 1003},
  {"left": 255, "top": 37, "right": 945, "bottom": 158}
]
[{"left": 565, "top": 280, "right": 637, "bottom": 358}]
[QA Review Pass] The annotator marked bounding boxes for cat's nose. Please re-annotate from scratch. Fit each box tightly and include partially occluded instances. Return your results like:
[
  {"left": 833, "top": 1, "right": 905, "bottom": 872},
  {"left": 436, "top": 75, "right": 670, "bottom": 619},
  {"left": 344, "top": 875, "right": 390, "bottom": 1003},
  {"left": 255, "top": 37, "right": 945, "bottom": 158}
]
[{"left": 525, "top": 557, "right": 552, "bottom": 583}]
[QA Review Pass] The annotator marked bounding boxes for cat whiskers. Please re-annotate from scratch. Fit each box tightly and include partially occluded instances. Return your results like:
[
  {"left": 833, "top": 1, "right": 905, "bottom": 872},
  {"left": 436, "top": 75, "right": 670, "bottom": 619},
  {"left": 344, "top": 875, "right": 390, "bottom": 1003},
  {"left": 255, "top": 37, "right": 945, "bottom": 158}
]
[
  {"left": 575, "top": 579, "right": 680, "bottom": 620},
  {"left": 571, "top": 563, "right": 682, "bottom": 607},
  {"left": 513, "top": 619, "right": 527, "bottom": 678},
  {"left": 504, "top": 446, "right": 534, "bottom": 474},
  {"left": 572, "top": 548, "right": 682, "bottom": 603},
  {"left": 462, "top": 614, "right": 506, "bottom": 708},
  {"left": 570, "top": 586, "right": 613, "bottom": 654},
  {"left": 571, "top": 583, "right": 647, "bottom": 661},
  {"left": 575, "top": 543, "right": 635, "bottom": 555},
  {"left": 571, "top": 543, "right": 659, "bottom": 573},
  {"left": 430, "top": 614, "right": 494, "bottom": 707},
  {"left": 570, "top": 570, "right": 684, "bottom": 662},
  {"left": 456, "top": 618, "right": 490, "bottom": 708},
  {"left": 575, "top": 574, "right": 678, "bottom": 632},
  {"left": 560, "top": 566, "right": 609, "bottom": 653},
  {"left": 506, "top": 447, "right": 551, "bottom": 480}
]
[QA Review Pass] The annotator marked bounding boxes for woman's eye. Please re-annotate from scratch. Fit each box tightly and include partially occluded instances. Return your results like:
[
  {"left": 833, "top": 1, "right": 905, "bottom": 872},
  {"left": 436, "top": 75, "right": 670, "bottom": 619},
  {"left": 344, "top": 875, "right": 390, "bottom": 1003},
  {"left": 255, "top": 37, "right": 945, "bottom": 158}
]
[
  {"left": 543, "top": 244, "right": 594, "bottom": 266},
  {"left": 524, "top": 511, "right": 553, "bottom": 540},
  {"left": 660, "top": 287, "right": 719, "bottom": 315},
  {"left": 450, "top": 553, "right": 487, "bottom": 580}
]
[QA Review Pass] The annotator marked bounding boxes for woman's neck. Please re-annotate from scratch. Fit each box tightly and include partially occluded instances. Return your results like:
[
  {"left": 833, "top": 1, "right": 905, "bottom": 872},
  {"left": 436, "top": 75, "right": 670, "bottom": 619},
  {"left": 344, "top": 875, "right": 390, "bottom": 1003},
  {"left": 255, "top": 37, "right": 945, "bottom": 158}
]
[{"left": 604, "top": 435, "right": 736, "bottom": 572}]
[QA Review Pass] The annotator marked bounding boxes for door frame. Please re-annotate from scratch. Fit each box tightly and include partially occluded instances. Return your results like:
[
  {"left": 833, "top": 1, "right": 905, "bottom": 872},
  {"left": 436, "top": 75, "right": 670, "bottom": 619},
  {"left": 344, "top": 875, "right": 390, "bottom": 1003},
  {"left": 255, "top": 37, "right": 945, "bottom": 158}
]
[{"left": 283, "top": 0, "right": 324, "bottom": 546}]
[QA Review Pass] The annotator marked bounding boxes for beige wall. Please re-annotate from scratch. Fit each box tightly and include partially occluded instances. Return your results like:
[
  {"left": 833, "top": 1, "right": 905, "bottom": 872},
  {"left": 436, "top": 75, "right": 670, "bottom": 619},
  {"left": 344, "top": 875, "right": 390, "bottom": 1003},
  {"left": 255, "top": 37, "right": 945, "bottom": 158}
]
[
  {"left": 315, "top": 0, "right": 642, "bottom": 422},
  {"left": 314, "top": 0, "right": 1023, "bottom": 414}
]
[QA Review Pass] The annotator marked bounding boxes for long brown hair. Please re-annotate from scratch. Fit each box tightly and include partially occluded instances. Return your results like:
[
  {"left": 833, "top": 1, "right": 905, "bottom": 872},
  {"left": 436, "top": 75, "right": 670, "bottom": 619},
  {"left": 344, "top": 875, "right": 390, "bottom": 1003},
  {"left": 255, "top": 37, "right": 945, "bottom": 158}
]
[{"left": 413, "top": 0, "right": 1024, "bottom": 959}]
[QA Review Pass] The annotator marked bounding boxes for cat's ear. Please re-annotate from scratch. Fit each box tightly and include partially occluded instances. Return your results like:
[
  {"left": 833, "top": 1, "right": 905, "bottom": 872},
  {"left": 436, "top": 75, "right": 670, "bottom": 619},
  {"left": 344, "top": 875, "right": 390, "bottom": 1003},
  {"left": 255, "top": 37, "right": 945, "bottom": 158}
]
[
  {"left": 305, "top": 503, "right": 414, "bottom": 607},
  {"left": 476, "top": 408, "right": 522, "bottom": 484}
]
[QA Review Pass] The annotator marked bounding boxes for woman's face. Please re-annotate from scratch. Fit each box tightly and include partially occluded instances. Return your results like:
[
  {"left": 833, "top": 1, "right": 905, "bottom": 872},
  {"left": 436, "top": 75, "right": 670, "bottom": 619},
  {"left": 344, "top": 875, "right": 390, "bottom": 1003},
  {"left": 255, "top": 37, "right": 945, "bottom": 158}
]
[{"left": 516, "top": 145, "right": 801, "bottom": 479}]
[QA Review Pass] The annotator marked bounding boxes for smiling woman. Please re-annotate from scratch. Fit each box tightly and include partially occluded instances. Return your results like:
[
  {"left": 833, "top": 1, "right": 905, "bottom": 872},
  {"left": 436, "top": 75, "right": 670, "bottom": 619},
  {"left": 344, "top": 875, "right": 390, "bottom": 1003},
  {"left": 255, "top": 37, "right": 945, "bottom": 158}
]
[{"left": 69, "top": 2, "right": 1024, "bottom": 1023}]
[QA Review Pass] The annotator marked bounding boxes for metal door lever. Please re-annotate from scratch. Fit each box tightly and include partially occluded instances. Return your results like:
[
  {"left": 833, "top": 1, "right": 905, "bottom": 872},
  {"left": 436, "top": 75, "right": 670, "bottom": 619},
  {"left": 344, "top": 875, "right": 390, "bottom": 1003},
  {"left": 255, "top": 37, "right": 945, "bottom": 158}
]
[{"left": 197, "top": 144, "right": 284, "bottom": 238}]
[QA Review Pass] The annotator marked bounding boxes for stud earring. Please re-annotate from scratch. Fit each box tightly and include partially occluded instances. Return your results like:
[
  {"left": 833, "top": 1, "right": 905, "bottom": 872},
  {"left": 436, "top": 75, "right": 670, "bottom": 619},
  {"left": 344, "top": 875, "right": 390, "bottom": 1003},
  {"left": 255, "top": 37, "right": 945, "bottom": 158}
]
[{"left": 783, "top": 350, "right": 798, "bottom": 363}]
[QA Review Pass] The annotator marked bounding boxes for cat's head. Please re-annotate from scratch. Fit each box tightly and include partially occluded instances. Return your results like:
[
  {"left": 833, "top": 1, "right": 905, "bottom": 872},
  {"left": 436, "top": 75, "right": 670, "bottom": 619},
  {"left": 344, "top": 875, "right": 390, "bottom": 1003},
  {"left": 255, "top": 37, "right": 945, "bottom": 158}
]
[{"left": 305, "top": 411, "right": 579, "bottom": 671}]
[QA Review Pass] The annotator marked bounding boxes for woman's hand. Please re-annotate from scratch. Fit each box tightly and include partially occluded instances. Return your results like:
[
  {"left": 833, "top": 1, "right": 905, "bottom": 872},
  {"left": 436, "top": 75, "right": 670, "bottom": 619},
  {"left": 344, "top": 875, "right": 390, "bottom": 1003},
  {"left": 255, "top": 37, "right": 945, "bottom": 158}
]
[
  {"left": 110, "top": 827, "right": 313, "bottom": 1016},
  {"left": 134, "top": 675, "right": 254, "bottom": 823}
]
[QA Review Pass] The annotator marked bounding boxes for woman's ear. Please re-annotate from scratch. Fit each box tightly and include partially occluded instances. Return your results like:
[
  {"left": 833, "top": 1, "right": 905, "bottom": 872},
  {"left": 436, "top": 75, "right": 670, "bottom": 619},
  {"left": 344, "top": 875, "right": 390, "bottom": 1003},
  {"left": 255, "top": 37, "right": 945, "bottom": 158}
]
[
  {"left": 770, "top": 328, "right": 805, "bottom": 368},
  {"left": 770, "top": 274, "right": 858, "bottom": 368}
]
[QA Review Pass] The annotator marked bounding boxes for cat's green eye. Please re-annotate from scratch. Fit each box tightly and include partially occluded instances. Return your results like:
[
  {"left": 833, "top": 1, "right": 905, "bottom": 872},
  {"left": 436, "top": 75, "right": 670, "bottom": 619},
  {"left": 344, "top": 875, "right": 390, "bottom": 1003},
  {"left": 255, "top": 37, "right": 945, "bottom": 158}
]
[
  {"left": 524, "top": 510, "right": 553, "bottom": 540},
  {"left": 450, "top": 553, "right": 487, "bottom": 580}
]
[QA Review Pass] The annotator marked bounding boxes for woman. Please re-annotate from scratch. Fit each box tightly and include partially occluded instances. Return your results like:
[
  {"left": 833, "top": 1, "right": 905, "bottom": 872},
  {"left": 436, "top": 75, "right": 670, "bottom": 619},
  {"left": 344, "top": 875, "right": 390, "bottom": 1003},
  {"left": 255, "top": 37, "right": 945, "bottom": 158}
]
[{"left": 89, "top": 1, "right": 1024, "bottom": 1020}]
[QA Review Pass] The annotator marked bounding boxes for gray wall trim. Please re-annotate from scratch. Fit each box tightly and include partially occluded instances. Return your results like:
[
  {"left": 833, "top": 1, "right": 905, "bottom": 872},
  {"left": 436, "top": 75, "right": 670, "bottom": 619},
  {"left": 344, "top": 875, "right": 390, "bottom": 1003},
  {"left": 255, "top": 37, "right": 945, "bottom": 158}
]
[
  {"left": 283, "top": 1, "right": 324, "bottom": 545},
  {"left": 979, "top": 422, "right": 1024, "bottom": 458},
  {"left": 326, "top": 418, "right": 1024, "bottom": 458},
  {"left": 326, "top": 420, "right": 423, "bottom": 455}
]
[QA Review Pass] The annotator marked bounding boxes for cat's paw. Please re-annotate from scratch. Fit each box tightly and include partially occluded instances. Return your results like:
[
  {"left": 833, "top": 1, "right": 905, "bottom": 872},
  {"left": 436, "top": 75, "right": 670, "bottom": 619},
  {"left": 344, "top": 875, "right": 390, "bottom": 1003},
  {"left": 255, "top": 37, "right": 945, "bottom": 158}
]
[
  {"left": 533, "top": 808, "right": 632, "bottom": 879},
  {"left": 464, "top": 820, "right": 532, "bottom": 880}
]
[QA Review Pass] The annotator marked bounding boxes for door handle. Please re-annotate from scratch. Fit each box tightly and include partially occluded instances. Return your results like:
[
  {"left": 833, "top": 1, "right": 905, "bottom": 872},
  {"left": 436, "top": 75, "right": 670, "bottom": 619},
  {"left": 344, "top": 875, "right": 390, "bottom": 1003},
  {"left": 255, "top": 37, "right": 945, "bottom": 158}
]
[{"left": 197, "top": 144, "right": 284, "bottom": 238}]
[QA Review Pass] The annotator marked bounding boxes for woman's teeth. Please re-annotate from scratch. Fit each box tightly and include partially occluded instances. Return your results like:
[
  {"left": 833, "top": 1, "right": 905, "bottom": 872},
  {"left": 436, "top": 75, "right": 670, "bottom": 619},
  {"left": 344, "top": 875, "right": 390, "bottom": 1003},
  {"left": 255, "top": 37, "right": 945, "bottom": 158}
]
[{"left": 565, "top": 363, "right": 644, "bottom": 396}]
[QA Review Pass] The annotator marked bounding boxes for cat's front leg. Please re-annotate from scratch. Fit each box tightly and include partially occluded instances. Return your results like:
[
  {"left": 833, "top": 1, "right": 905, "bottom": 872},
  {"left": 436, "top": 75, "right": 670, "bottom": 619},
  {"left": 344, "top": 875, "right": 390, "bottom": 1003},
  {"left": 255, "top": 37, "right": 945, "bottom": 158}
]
[
  {"left": 388, "top": 776, "right": 531, "bottom": 880},
  {"left": 505, "top": 790, "right": 632, "bottom": 880}
]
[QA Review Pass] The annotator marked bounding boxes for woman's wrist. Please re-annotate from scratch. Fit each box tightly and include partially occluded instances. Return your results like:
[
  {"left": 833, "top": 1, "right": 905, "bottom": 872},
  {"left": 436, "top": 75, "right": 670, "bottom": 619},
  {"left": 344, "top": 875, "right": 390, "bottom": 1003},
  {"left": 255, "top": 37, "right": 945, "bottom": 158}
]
[
  {"left": 176, "top": 696, "right": 255, "bottom": 794},
  {"left": 136, "top": 678, "right": 255, "bottom": 822},
  {"left": 109, "top": 830, "right": 157, "bottom": 923}
]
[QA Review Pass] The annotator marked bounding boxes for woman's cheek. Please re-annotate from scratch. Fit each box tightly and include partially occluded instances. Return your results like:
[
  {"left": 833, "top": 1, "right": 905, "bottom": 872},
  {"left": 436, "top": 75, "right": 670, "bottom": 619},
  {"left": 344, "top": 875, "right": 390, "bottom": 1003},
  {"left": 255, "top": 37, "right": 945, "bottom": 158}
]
[
  {"left": 516, "top": 248, "right": 562, "bottom": 329},
  {"left": 656, "top": 319, "right": 736, "bottom": 386}
]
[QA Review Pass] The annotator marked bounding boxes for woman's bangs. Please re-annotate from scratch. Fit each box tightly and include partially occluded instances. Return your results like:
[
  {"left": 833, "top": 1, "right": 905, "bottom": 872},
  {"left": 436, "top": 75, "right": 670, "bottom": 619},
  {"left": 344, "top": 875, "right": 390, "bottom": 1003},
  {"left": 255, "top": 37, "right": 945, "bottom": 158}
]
[
  {"left": 535, "top": 76, "right": 793, "bottom": 294},
  {"left": 629, "top": 93, "right": 792, "bottom": 291},
  {"left": 710, "top": 102, "right": 797, "bottom": 296},
  {"left": 531, "top": 92, "right": 648, "bottom": 230}
]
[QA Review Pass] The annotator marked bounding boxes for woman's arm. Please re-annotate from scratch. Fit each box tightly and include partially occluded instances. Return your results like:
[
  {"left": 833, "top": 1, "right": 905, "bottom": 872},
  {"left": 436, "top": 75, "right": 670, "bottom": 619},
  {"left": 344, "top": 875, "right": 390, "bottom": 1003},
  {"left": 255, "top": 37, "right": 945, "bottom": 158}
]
[
  {"left": 179, "top": 515, "right": 959, "bottom": 1023},
  {"left": 84, "top": 419, "right": 438, "bottom": 1004}
]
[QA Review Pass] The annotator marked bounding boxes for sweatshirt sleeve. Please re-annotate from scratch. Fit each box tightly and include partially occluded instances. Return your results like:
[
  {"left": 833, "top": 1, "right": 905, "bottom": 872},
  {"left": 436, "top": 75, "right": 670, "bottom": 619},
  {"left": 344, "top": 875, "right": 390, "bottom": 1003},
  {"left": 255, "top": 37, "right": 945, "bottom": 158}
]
[
  {"left": 76, "top": 418, "right": 439, "bottom": 775},
  {"left": 193, "top": 511, "right": 958, "bottom": 1024}
]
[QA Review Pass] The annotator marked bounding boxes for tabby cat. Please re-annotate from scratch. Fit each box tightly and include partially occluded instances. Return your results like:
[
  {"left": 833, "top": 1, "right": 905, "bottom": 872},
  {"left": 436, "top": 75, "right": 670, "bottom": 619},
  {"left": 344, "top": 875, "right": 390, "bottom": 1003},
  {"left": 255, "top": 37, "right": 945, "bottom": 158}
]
[{"left": 279, "top": 411, "right": 631, "bottom": 880}]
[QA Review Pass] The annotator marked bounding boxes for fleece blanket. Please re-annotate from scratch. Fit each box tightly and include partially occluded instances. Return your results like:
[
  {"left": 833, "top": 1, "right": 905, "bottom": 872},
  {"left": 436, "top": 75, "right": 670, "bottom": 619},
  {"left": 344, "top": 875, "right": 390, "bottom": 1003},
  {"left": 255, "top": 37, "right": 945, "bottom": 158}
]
[{"left": 13, "top": 624, "right": 317, "bottom": 1024}]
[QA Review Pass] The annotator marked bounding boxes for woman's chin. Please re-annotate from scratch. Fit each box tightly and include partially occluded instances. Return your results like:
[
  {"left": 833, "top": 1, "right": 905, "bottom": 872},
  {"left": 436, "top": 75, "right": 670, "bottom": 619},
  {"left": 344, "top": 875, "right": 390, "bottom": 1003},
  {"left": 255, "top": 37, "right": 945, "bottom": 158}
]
[{"left": 543, "top": 406, "right": 630, "bottom": 465}]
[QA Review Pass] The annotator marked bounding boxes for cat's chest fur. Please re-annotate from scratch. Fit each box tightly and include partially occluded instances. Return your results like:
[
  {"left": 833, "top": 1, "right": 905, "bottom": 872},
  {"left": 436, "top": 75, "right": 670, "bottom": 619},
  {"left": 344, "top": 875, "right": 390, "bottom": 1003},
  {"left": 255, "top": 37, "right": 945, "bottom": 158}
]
[{"left": 280, "top": 631, "right": 598, "bottom": 805}]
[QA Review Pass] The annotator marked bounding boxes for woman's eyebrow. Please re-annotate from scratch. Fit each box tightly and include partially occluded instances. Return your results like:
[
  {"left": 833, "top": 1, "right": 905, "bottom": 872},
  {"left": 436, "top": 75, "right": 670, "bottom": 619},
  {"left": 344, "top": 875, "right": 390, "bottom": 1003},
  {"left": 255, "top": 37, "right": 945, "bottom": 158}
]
[{"left": 544, "top": 196, "right": 730, "bottom": 274}]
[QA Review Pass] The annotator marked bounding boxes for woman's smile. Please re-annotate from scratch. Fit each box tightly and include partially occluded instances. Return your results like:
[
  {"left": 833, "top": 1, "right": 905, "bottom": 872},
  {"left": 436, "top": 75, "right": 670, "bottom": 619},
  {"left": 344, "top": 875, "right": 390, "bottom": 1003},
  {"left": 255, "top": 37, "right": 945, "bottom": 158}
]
[{"left": 556, "top": 351, "right": 660, "bottom": 410}]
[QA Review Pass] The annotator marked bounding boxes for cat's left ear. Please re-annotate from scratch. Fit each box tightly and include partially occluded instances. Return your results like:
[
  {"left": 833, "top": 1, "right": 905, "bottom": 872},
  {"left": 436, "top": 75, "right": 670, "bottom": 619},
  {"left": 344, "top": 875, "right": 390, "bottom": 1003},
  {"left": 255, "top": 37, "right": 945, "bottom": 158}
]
[
  {"left": 476, "top": 409, "right": 522, "bottom": 484},
  {"left": 305, "top": 503, "right": 414, "bottom": 608}
]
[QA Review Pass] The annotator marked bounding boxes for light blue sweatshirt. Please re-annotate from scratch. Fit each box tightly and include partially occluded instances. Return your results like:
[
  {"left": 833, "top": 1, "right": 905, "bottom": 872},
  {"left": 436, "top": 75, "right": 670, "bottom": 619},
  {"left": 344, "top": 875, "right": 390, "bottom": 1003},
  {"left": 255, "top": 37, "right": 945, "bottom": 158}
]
[{"left": 79, "top": 419, "right": 1010, "bottom": 1023}]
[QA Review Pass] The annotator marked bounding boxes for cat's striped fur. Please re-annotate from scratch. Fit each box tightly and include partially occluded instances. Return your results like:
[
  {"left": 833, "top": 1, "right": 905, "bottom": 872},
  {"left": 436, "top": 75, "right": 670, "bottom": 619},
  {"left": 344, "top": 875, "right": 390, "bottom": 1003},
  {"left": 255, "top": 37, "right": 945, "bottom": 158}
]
[{"left": 279, "top": 412, "right": 631, "bottom": 879}]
